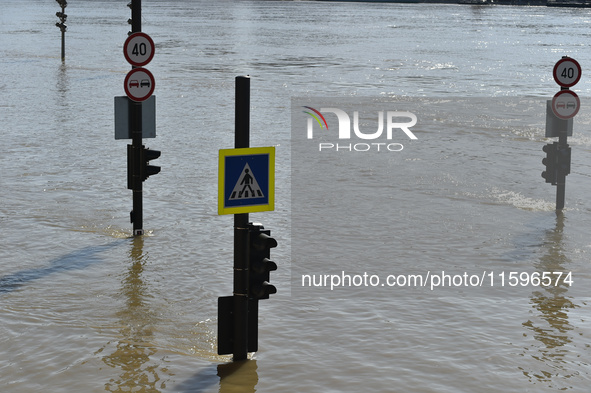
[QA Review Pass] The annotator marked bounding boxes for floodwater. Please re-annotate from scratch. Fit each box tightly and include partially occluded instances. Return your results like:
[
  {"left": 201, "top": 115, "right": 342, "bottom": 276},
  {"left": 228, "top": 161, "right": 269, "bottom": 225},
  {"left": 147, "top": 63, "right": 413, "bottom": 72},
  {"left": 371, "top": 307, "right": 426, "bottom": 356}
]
[{"left": 1, "top": 0, "right": 590, "bottom": 392}]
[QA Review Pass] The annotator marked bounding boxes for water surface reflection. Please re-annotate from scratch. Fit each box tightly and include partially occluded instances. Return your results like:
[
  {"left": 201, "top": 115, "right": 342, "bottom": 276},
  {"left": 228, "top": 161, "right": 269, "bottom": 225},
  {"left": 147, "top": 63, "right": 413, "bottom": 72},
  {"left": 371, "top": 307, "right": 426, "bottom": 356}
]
[
  {"left": 520, "top": 212, "right": 579, "bottom": 389},
  {"left": 101, "top": 237, "right": 168, "bottom": 392}
]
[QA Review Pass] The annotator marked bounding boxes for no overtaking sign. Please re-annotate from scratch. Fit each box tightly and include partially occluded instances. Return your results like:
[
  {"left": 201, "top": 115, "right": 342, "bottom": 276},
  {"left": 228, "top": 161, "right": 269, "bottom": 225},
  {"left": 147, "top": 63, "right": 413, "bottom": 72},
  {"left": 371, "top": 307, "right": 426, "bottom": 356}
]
[{"left": 124, "top": 68, "right": 155, "bottom": 102}]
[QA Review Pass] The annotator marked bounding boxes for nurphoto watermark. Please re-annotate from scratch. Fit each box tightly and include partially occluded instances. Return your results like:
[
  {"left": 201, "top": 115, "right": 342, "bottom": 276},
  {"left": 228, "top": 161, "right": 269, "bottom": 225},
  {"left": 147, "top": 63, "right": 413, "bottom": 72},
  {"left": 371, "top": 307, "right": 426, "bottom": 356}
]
[{"left": 293, "top": 98, "right": 420, "bottom": 153}]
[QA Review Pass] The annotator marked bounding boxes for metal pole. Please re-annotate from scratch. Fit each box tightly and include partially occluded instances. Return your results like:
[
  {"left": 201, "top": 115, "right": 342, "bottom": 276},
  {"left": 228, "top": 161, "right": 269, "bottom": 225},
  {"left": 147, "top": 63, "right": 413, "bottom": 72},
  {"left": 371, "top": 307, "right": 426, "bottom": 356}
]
[
  {"left": 556, "top": 131, "right": 567, "bottom": 211},
  {"left": 130, "top": 101, "right": 143, "bottom": 236},
  {"left": 61, "top": 31, "right": 65, "bottom": 61},
  {"left": 233, "top": 75, "right": 250, "bottom": 361},
  {"left": 555, "top": 85, "right": 569, "bottom": 211},
  {"left": 61, "top": 5, "right": 65, "bottom": 61},
  {"left": 130, "top": 0, "right": 143, "bottom": 236}
]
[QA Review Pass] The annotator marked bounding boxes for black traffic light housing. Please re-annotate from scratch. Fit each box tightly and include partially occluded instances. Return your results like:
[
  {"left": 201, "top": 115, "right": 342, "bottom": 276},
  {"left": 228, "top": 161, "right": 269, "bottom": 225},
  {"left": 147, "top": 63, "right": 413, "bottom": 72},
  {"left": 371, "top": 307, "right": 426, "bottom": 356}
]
[
  {"left": 542, "top": 142, "right": 558, "bottom": 185},
  {"left": 55, "top": 2, "right": 67, "bottom": 32},
  {"left": 127, "top": 145, "right": 160, "bottom": 190},
  {"left": 218, "top": 223, "right": 279, "bottom": 355},
  {"left": 557, "top": 145, "right": 571, "bottom": 178},
  {"left": 248, "top": 223, "right": 277, "bottom": 300},
  {"left": 128, "top": 0, "right": 141, "bottom": 35},
  {"left": 140, "top": 146, "right": 161, "bottom": 181}
]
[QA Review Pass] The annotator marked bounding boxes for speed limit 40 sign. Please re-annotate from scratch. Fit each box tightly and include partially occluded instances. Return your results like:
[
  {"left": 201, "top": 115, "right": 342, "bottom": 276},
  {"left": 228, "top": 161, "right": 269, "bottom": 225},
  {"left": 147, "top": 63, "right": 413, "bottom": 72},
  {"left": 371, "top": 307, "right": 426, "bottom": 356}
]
[
  {"left": 553, "top": 57, "right": 581, "bottom": 88},
  {"left": 124, "top": 32, "right": 155, "bottom": 67}
]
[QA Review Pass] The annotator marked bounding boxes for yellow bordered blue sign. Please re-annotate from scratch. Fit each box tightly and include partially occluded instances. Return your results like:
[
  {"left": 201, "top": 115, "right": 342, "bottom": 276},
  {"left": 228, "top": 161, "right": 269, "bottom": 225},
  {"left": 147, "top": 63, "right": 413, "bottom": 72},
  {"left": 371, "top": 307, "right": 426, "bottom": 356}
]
[{"left": 218, "top": 146, "right": 275, "bottom": 215}]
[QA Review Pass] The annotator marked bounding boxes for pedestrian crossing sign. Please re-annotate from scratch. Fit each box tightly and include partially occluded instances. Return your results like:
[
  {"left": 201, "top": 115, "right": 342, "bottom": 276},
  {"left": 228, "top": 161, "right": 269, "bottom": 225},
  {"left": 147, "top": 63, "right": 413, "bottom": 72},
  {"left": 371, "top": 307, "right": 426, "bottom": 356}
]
[{"left": 218, "top": 146, "right": 275, "bottom": 215}]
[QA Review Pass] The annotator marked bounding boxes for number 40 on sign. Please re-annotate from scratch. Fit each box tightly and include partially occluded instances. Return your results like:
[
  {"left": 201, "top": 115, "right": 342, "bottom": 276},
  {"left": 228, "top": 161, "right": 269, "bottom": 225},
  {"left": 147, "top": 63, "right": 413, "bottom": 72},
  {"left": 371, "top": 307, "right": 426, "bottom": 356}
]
[
  {"left": 553, "top": 57, "right": 581, "bottom": 88},
  {"left": 124, "top": 32, "right": 155, "bottom": 67}
]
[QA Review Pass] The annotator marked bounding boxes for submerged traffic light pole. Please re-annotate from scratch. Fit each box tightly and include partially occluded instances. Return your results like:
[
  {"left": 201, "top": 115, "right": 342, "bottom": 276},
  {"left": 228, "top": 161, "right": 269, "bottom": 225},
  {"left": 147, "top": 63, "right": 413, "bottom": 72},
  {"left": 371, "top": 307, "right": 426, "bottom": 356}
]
[
  {"left": 233, "top": 76, "right": 251, "bottom": 360},
  {"left": 55, "top": 0, "right": 67, "bottom": 61},
  {"left": 217, "top": 77, "right": 278, "bottom": 360}
]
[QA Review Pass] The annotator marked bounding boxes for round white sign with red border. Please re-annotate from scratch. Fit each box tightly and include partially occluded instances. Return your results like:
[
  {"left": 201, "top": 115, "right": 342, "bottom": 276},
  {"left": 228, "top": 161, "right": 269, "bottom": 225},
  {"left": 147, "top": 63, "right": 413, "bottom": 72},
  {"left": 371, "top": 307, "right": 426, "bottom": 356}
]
[
  {"left": 124, "top": 68, "right": 155, "bottom": 102},
  {"left": 124, "top": 32, "right": 155, "bottom": 67},
  {"left": 553, "top": 57, "right": 581, "bottom": 88},
  {"left": 551, "top": 90, "right": 580, "bottom": 120}
]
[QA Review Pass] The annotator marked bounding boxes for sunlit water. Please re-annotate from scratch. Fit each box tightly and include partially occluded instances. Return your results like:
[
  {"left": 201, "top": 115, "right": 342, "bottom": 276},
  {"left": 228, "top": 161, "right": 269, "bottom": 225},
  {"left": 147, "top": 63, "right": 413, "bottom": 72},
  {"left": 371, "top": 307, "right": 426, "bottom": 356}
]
[{"left": 1, "top": 1, "right": 590, "bottom": 392}]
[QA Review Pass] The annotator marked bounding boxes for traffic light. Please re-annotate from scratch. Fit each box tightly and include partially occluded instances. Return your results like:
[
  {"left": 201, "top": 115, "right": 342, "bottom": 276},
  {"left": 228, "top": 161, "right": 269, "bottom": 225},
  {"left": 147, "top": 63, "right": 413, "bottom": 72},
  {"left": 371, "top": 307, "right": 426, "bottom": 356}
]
[
  {"left": 55, "top": 9, "right": 67, "bottom": 33},
  {"left": 140, "top": 146, "right": 161, "bottom": 181},
  {"left": 127, "top": 145, "right": 159, "bottom": 189},
  {"left": 542, "top": 142, "right": 558, "bottom": 185},
  {"left": 55, "top": 1, "right": 67, "bottom": 32},
  {"left": 248, "top": 224, "right": 277, "bottom": 300},
  {"left": 127, "top": 0, "right": 140, "bottom": 35},
  {"left": 557, "top": 145, "right": 571, "bottom": 178}
]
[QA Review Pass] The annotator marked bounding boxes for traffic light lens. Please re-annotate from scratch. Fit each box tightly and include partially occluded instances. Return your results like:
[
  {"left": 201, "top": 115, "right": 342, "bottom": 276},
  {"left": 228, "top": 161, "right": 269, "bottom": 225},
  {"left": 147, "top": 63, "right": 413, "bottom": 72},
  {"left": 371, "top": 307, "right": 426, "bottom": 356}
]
[
  {"left": 145, "top": 149, "right": 160, "bottom": 160},
  {"left": 252, "top": 232, "right": 277, "bottom": 250}
]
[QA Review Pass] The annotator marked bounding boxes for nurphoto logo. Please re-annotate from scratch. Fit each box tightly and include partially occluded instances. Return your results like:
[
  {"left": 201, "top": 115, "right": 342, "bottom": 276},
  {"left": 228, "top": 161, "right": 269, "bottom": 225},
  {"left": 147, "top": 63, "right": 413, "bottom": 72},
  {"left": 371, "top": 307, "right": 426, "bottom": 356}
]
[{"left": 302, "top": 105, "right": 418, "bottom": 152}]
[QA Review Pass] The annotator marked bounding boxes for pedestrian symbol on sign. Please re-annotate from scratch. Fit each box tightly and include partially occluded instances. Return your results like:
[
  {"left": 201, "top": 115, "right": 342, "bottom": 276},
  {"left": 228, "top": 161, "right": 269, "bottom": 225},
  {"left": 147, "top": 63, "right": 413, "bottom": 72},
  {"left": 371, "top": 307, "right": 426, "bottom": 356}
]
[{"left": 229, "top": 163, "right": 264, "bottom": 200}]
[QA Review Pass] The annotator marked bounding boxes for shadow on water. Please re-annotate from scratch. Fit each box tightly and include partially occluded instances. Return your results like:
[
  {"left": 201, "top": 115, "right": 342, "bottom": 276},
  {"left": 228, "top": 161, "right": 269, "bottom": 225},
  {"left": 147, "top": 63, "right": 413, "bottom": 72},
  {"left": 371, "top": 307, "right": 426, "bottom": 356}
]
[
  {"left": 0, "top": 239, "right": 126, "bottom": 295},
  {"left": 172, "top": 360, "right": 259, "bottom": 393},
  {"left": 520, "top": 211, "right": 579, "bottom": 388}
]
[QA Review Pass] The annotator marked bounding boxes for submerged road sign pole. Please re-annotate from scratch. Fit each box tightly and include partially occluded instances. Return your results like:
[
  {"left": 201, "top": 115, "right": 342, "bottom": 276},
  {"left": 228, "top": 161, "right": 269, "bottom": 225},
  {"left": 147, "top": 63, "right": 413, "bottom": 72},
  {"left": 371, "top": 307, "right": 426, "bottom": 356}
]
[
  {"left": 548, "top": 56, "right": 580, "bottom": 211},
  {"left": 125, "top": 0, "right": 159, "bottom": 235},
  {"left": 233, "top": 75, "right": 250, "bottom": 361},
  {"left": 556, "top": 105, "right": 568, "bottom": 211}
]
